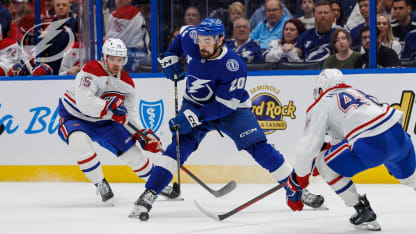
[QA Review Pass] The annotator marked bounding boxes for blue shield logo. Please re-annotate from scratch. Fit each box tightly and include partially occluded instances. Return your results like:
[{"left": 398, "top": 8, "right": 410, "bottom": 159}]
[{"left": 139, "top": 100, "right": 164, "bottom": 133}]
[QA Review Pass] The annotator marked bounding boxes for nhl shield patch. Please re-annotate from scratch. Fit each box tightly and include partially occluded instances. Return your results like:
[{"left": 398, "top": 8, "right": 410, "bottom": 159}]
[{"left": 139, "top": 100, "right": 164, "bottom": 133}]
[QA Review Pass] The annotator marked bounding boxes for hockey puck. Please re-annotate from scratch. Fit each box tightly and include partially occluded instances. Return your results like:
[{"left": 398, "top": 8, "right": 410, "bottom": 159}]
[{"left": 139, "top": 212, "right": 149, "bottom": 221}]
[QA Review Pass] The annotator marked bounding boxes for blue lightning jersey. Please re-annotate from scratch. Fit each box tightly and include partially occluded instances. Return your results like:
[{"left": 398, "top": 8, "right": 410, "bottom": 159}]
[
  {"left": 167, "top": 26, "right": 252, "bottom": 122},
  {"left": 296, "top": 27, "right": 336, "bottom": 62}
]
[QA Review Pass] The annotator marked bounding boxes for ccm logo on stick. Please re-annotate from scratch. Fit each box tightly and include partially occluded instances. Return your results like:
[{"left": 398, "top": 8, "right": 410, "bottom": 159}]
[{"left": 240, "top": 128, "right": 257, "bottom": 138}]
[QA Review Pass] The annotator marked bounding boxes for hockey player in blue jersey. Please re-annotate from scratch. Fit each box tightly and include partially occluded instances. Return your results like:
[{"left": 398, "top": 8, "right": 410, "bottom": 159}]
[
  {"left": 129, "top": 17, "right": 324, "bottom": 221},
  {"left": 287, "top": 69, "right": 416, "bottom": 230}
]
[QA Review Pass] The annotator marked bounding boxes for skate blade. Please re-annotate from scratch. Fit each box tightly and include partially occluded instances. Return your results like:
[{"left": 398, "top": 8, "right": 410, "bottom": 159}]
[
  {"left": 354, "top": 220, "right": 381, "bottom": 231},
  {"left": 128, "top": 205, "right": 148, "bottom": 219},
  {"left": 157, "top": 196, "right": 184, "bottom": 202},
  {"left": 103, "top": 197, "right": 115, "bottom": 206},
  {"left": 304, "top": 205, "right": 329, "bottom": 211}
]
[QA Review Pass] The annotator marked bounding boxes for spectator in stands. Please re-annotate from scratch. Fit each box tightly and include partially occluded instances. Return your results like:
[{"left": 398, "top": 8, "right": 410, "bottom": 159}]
[
  {"left": 264, "top": 18, "right": 304, "bottom": 63},
  {"left": 391, "top": 0, "right": 416, "bottom": 41},
  {"left": 225, "top": 1, "right": 245, "bottom": 39},
  {"left": 345, "top": 3, "right": 364, "bottom": 31},
  {"left": 0, "top": 3, "right": 11, "bottom": 40},
  {"left": 377, "top": 0, "right": 393, "bottom": 18},
  {"left": 105, "top": 0, "right": 150, "bottom": 72},
  {"left": 322, "top": 28, "right": 361, "bottom": 69},
  {"left": 226, "top": 17, "right": 263, "bottom": 64},
  {"left": 296, "top": 1, "right": 336, "bottom": 62},
  {"left": 330, "top": 0, "right": 345, "bottom": 27},
  {"left": 377, "top": 13, "right": 402, "bottom": 56},
  {"left": 249, "top": 0, "right": 293, "bottom": 30},
  {"left": 184, "top": 6, "right": 200, "bottom": 26},
  {"left": 401, "top": 29, "right": 416, "bottom": 59},
  {"left": 297, "top": 0, "right": 315, "bottom": 30},
  {"left": 8, "top": 0, "right": 35, "bottom": 44},
  {"left": 358, "top": 25, "right": 401, "bottom": 68},
  {"left": 39, "top": 0, "right": 77, "bottom": 75},
  {"left": 41, "top": 0, "right": 55, "bottom": 23},
  {"left": 349, "top": 0, "right": 369, "bottom": 50},
  {"left": 59, "top": 23, "right": 79, "bottom": 75},
  {"left": 249, "top": 0, "right": 291, "bottom": 49}
]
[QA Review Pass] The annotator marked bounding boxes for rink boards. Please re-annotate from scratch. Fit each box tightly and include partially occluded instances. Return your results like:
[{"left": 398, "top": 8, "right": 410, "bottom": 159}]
[{"left": 0, "top": 71, "right": 415, "bottom": 183}]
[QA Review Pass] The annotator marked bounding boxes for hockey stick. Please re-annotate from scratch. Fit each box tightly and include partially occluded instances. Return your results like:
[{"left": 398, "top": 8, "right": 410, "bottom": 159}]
[
  {"left": 194, "top": 182, "right": 287, "bottom": 221},
  {"left": 181, "top": 166, "right": 236, "bottom": 197},
  {"left": 173, "top": 73, "right": 181, "bottom": 195},
  {"left": 0, "top": 123, "right": 4, "bottom": 135},
  {"left": 125, "top": 121, "right": 236, "bottom": 197}
]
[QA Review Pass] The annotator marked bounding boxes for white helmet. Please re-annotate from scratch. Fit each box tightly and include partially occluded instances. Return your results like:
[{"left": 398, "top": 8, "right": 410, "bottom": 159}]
[
  {"left": 101, "top": 38, "right": 128, "bottom": 65},
  {"left": 313, "top": 69, "right": 345, "bottom": 100}
]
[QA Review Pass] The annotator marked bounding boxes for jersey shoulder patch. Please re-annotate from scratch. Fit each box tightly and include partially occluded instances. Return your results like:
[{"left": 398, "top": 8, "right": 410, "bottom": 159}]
[{"left": 120, "top": 71, "right": 135, "bottom": 88}]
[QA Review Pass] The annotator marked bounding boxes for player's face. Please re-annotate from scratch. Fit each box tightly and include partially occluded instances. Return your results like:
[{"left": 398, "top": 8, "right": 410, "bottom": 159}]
[
  {"left": 198, "top": 35, "right": 219, "bottom": 59},
  {"left": 283, "top": 22, "right": 298, "bottom": 43},
  {"left": 334, "top": 31, "right": 350, "bottom": 53},
  {"left": 106, "top": 55, "right": 124, "bottom": 75},
  {"left": 377, "top": 15, "right": 389, "bottom": 37}
]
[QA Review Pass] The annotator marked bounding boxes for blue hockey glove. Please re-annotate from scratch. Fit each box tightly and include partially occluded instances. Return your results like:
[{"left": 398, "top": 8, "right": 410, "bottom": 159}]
[
  {"left": 157, "top": 52, "right": 185, "bottom": 81},
  {"left": 169, "top": 108, "right": 201, "bottom": 135},
  {"left": 286, "top": 172, "right": 304, "bottom": 211}
]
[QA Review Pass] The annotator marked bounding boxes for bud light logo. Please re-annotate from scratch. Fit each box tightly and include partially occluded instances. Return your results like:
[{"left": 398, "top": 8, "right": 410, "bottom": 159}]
[
  {"left": 250, "top": 85, "right": 296, "bottom": 135},
  {"left": 139, "top": 100, "right": 164, "bottom": 133}
]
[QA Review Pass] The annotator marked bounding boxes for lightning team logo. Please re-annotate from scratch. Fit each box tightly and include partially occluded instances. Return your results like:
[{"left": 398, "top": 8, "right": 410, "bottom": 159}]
[
  {"left": 250, "top": 85, "right": 297, "bottom": 135},
  {"left": 21, "top": 18, "right": 75, "bottom": 63},
  {"left": 139, "top": 100, "right": 164, "bottom": 133}
]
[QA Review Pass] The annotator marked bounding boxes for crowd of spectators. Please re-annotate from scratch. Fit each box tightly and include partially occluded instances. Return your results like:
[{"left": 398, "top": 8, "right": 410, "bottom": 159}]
[{"left": 1, "top": 0, "right": 416, "bottom": 77}]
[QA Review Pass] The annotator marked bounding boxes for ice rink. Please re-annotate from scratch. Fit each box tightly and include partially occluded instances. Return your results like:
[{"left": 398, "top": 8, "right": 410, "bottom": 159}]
[{"left": 1, "top": 182, "right": 415, "bottom": 234}]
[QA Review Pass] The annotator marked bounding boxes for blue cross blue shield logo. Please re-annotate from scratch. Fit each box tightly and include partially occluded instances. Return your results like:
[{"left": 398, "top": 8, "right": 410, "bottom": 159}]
[{"left": 139, "top": 99, "right": 164, "bottom": 133}]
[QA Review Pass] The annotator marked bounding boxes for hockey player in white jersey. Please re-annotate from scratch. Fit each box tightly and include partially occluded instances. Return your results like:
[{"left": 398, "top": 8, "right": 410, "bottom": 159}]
[
  {"left": 129, "top": 17, "right": 324, "bottom": 221},
  {"left": 57, "top": 38, "right": 178, "bottom": 203},
  {"left": 286, "top": 68, "right": 416, "bottom": 231}
]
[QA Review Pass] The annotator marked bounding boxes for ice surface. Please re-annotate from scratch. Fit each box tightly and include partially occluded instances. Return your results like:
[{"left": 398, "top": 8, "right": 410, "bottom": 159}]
[{"left": 1, "top": 182, "right": 415, "bottom": 234}]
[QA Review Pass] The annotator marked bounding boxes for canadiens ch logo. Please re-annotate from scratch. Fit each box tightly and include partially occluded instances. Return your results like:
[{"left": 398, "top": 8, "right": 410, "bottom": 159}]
[
  {"left": 226, "top": 59, "right": 239, "bottom": 72},
  {"left": 139, "top": 100, "right": 164, "bottom": 133},
  {"left": 250, "top": 85, "right": 296, "bottom": 135}
]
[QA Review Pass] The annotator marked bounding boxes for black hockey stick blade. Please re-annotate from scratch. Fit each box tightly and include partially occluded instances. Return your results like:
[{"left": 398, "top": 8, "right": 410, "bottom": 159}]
[
  {"left": 181, "top": 166, "right": 236, "bottom": 197},
  {"left": 194, "top": 182, "right": 287, "bottom": 221},
  {"left": 0, "top": 124, "right": 4, "bottom": 136}
]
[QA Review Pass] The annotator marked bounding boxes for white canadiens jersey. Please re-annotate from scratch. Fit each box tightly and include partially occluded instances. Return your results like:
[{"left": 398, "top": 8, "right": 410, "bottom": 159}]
[
  {"left": 61, "top": 60, "right": 142, "bottom": 129},
  {"left": 294, "top": 84, "right": 403, "bottom": 177},
  {"left": 105, "top": 6, "right": 149, "bottom": 49},
  {"left": 0, "top": 38, "right": 19, "bottom": 74}
]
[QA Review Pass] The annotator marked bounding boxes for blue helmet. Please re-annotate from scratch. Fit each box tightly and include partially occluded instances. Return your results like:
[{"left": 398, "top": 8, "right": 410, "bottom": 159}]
[{"left": 197, "top": 17, "right": 225, "bottom": 37}]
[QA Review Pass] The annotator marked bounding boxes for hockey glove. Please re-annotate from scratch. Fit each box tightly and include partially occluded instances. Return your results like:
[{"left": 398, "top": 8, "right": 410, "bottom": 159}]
[
  {"left": 8, "top": 63, "right": 29, "bottom": 76},
  {"left": 286, "top": 172, "right": 304, "bottom": 211},
  {"left": 169, "top": 108, "right": 201, "bottom": 135},
  {"left": 157, "top": 52, "right": 185, "bottom": 81},
  {"left": 133, "top": 129, "right": 162, "bottom": 153},
  {"left": 107, "top": 97, "right": 127, "bottom": 124},
  {"left": 32, "top": 63, "right": 53, "bottom": 76}
]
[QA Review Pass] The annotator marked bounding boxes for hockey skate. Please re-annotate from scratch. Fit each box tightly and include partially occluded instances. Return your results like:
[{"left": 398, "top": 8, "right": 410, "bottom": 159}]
[
  {"left": 160, "top": 182, "right": 181, "bottom": 200},
  {"left": 95, "top": 178, "right": 114, "bottom": 203},
  {"left": 129, "top": 189, "right": 157, "bottom": 221},
  {"left": 301, "top": 189, "right": 326, "bottom": 209},
  {"left": 350, "top": 194, "right": 381, "bottom": 231}
]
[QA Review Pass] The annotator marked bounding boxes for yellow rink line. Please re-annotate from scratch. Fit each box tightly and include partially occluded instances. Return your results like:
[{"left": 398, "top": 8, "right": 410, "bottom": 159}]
[{"left": 0, "top": 165, "right": 399, "bottom": 184}]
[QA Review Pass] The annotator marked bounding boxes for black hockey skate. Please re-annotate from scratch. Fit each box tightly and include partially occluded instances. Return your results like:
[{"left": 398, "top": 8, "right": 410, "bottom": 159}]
[
  {"left": 160, "top": 182, "right": 180, "bottom": 199},
  {"left": 350, "top": 194, "right": 381, "bottom": 231},
  {"left": 129, "top": 189, "right": 158, "bottom": 221},
  {"left": 95, "top": 178, "right": 114, "bottom": 203},
  {"left": 301, "top": 189, "right": 325, "bottom": 209}
]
